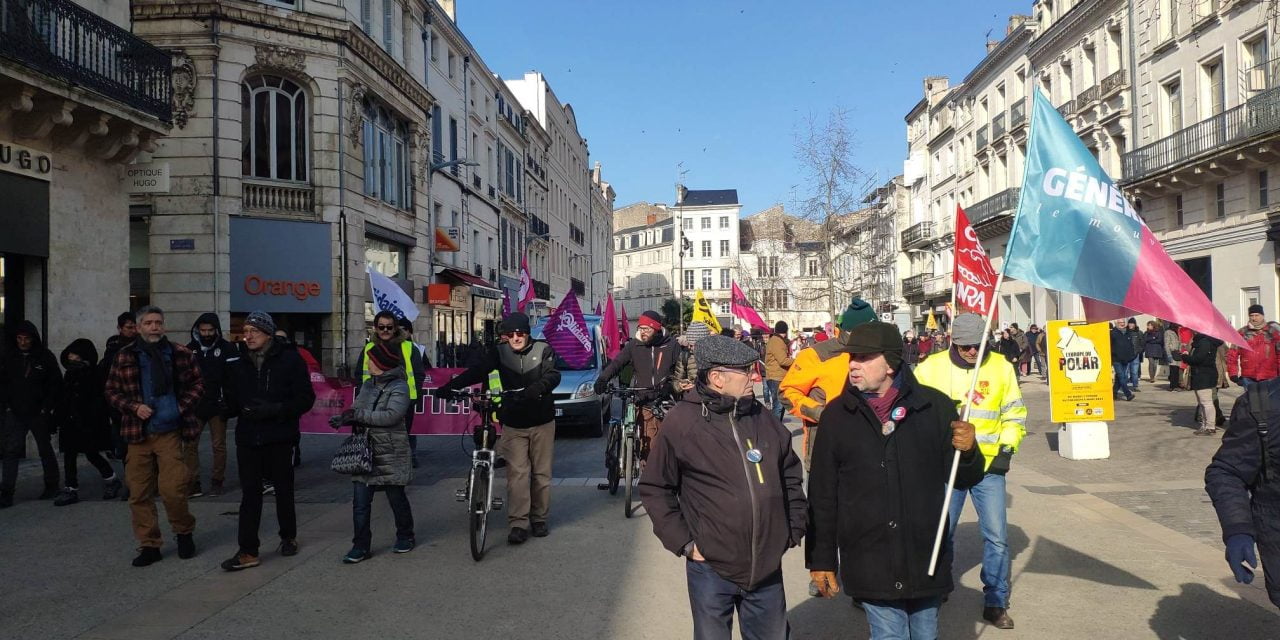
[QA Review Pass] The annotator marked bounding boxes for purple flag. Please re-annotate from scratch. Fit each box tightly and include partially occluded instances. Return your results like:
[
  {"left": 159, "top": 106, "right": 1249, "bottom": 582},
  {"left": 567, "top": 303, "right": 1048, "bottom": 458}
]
[
  {"left": 543, "top": 290, "right": 594, "bottom": 368},
  {"left": 502, "top": 289, "right": 513, "bottom": 318}
]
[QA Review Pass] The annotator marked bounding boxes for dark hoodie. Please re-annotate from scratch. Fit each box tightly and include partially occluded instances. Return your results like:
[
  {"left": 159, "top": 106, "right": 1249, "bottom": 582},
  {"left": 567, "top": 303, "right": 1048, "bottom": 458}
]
[
  {"left": 638, "top": 381, "right": 807, "bottom": 591},
  {"left": 1, "top": 321, "right": 61, "bottom": 418},
  {"left": 596, "top": 328, "right": 681, "bottom": 403},
  {"left": 186, "top": 312, "right": 239, "bottom": 420},
  {"left": 53, "top": 339, "right": 111, "bottom": 453}
]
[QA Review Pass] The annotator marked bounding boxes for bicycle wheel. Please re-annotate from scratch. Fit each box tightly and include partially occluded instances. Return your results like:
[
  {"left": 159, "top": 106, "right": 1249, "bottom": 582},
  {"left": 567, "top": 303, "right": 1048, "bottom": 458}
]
[
  {"left": 605, "top": 424, "right": 622, "bottom": 495},
  {"left": 623, "top": 435, "right": 637, "bottom": 518},
  {"left": 469, "top": 464, "right": 491, "bottom": 561}
]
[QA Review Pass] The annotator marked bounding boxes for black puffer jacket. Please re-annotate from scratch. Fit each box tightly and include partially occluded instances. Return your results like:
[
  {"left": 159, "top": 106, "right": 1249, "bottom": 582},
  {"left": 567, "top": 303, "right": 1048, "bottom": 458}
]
[
  {"left": 186, "top": 313, "right": 239, "bottom": 420},
  {"left": 53, "top": 339, "right": 111, "bottom": 453},
  {"left": 1184, "top": 334, "right": 1224, "bottom": 391},
  {"left": 639, "top": 382, "right": 807, "bottom": 590},
  {"left": 1, "top": 321, "right": 61, "bottom": 418},
  {"left": 807, "top": 368, "right": 985, "bottom": 601},
  {"left": 440, "top": 339, "right": 561, "bottom": 429},
  {"left": 224, "top": 338, "right": 316, "bottom": 447},
  {"left": 1205, "top": 379, "right": 1280, "bottom": 606},
  {"left": 596, "top": 330, "right": 681, "bottom": 403}
]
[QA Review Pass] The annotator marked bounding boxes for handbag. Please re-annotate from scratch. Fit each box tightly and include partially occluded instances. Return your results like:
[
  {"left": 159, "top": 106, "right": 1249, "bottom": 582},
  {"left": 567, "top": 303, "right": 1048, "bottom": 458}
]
[{"left": 330, "top": 427, "right": 373, "bottom": 475}]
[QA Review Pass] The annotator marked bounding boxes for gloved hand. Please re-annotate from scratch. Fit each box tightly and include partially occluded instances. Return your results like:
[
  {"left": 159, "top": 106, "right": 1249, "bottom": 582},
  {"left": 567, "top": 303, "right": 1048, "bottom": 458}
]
[
  {"left": 988, "top": 445, "right": 1014, "bottom": 474},
  {"left": 799, "top": 403, "right": 825, "bottom": 423},
  {"left": 593, "top": 379, "right": 609, "bottom": 395},
  {"left": 810, "top": 571, "right": 840, "bottom": 599},
  {"left": 327, "top": 414, "right": 344, "bottom": 429},
  {"left": 1231, "top": 376, "right": 1243, "bottom": 386},
  {"left": 1226, "top": 534, "right": 1257, "bottom": 584}
]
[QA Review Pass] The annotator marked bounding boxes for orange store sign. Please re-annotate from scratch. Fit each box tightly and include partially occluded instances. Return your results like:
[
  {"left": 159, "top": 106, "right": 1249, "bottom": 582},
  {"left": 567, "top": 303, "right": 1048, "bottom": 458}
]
[{"left": 244, "top": 275, "right": 323, "bottom": 301}]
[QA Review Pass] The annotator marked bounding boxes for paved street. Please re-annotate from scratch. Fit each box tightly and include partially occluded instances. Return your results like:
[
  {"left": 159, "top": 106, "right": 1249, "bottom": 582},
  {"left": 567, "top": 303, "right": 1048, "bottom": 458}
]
[{"left": 2, "top": 381, "right": 1278, "bottom": 639}]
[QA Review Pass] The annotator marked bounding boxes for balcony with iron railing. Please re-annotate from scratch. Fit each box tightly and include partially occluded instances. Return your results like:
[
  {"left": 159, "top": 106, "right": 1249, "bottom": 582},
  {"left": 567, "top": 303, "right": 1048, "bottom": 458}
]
[
  {"left": 900, "top": 221, "right": 935, "bottom": 249},
  {"left": 242, "top": 178, "right": 314, "bottom": 214},
  {"left": 1101, "top": 69, "right": 1127, "bottom": 97},
  {"left": 1077, "top": 84, "right": 1100, "bottom": 107},
  {"left": 902, "top": 272, "right": 932, "bottom": 300},
  {"left": 1010, "top": 99, "right": 1027, "bottom": 128},
  {"left": 1123, "top": 62, "right": 1280, "bottom": 183},
  {"left": 0, "top": 0, "right": 173, "bottom": 122},
  {"left": 1058, "top": 99, "right": 1077, "bottom": 117},
  {"left": 992, "top": 113, "right": 1006, "bottom": 138},
  {"left": 968, "top": 187, "right": 1020, "bottom": 226},
  {"left": 923, "top": 274, "right": 952, "bottom": 298},
  {"left": 976, "top": 125, "right": 989, "bottom": 149}
]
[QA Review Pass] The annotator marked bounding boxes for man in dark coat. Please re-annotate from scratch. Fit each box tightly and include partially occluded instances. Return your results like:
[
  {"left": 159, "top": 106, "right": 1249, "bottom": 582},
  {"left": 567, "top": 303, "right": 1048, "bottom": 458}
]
[
  {"left": 220, "top": 311, "right": 316, "bottom": 571},
  {"left": 807, "top": 322, "right": 983, "bottom": 639},
  {"left": 0, "top": 320, "right": 63, "bottom": 507},
  {"left": 639, "top": 335, "right": 806, "bottom": 640},
  {"left": 1109, "top": 320, "right": 1136, "bottom": 401},
  {"left": 186, "top": 312, "right": 239, "bottom": 497},
  {"left": 52, "top": 339, "right": 123, "bottom": 506},
  {"left": 594, "top": 310, "right": 681, "bottom": 459},
  {"left": 440, "top": 312, "right": 561, "bottom": 545},
  {"left": 1206, "top": 376, "right": 1280, "bottom": 609}
]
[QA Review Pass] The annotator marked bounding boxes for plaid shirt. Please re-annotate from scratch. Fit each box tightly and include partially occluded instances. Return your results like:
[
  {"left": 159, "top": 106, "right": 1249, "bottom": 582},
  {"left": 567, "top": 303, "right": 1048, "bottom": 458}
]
[{"left": 104, "top": 340, "right": 204, "bottom": 443}]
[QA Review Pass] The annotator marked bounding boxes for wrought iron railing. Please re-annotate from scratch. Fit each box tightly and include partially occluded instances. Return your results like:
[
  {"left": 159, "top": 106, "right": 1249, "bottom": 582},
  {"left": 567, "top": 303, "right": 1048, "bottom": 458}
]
[
  {"left": 1010, "top": 99, "right": 1026, "bottom": 128},
  {"left": 1078, "top": 84, "right": 1100, "bottom": 106},
  {"left": 1058, "top": 99, "right": 1077, "bottom": 117},
  {"left": 924, "top": 274, "right": 951, "bottom": 298},
  {"left": 1122, "top": 87, "right": 1280, "bottom": 182},
  {"left": 532, "top": 279, "right": 550, "bottom": 300},
  {"left": 242, "top": 178, "right": 314, "bottom": 213},
  {"left": 976, "top": 125, "right": 989, "bottom": 149},
  {"left": 1101, "top": 69, "right": 1127, "bottom": 97},
  {"left": 0, "top": 0, "right": 172, "bottom": 122},
  {"left": 968, "top": 187, "right": 1020, "bottom": 225},
  {"left": 570, "top": 278, "right": 585, "bottom": 296},
  {"left": 902, "top": 272, "right": 932, "bottom": 299},
  {"left": 992, "top": 113, "right": 1006, "bottom": 138},
  {"left": 901, "top": 221, "right": 935, "bottom": 249}
]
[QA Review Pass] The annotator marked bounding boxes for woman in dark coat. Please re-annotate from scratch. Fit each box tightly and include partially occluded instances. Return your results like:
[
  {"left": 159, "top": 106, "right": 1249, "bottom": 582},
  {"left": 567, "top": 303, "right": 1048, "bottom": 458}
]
[
  {"left": 52, "top": 339, "right": 123, "bottom": 505},
  {"left": 1183, "top": 332, "right": 1224, "bottom": 436},
  {"left": 998, "top": 330, "right": 1021, "bottom": 366},
  {"left": 1143, "top": 321, "right": 1167, "bottom": 383},
  {"left": 331, "top": 342, "right": 414, "bottom": 562}
]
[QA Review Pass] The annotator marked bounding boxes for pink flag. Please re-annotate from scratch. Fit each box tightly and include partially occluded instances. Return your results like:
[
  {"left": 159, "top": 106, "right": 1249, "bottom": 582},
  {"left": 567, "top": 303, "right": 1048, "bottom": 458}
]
[
  {"left": 517, "top": 254, "right": 535, "bottom": 312},
  {"left": 602, "top": 293, "right": 621, "bottom": 359},
  {"left": 730, "top": 281, "right": 769, "bottom": 330},
  {"left": 953, "top": 205, "right": 998, "bottom": 315},
  {"left": 594, "top": 301, "right": 602, "bottom": 316},
  {"left": 543, "top": 290, "right": 595, "bottom": 368},
  {"left": 620, "top": 303, "right": 631, "bottom": 342}
]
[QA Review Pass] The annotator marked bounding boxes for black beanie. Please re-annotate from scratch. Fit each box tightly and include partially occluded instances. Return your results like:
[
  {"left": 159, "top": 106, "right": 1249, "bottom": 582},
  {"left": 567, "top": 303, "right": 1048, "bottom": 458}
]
[
  {"left": 1250, "top": 304, "right": 1265, "bottom": 316},
  {"left": 502, "top": 312, "right": 531, "bottom": 334}
]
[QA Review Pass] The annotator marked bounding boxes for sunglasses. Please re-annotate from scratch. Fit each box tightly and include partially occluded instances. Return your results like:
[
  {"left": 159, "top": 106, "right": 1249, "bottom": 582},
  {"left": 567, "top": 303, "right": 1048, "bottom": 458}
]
[
  {"left": 375, "top": 324, "right": 396, "bottom": 331},
  {"left": 502, "top": 330, "right": 529, "bottom": 338},
  {"left": 956, "top": 343, "right": 981, "bottom": 352}
]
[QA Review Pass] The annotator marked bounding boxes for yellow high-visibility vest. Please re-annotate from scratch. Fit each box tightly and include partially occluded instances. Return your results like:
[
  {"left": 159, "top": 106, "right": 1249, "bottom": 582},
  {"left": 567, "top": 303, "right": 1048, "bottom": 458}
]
[
  {"left": 914, "top": 351, "right": 1027, "bottom": 471},
  {"left": 363, "top": 341, "right": 418, "bottom": 400}
]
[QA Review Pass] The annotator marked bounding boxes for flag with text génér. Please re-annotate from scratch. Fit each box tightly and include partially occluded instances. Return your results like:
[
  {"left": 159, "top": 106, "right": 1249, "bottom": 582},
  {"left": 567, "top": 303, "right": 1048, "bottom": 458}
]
[
  {"left": 1004, "top": 90, "right": 1240, "bottom": 346},
  {"left": 953, "top": 205, "right": 998, "bottom": 316}
]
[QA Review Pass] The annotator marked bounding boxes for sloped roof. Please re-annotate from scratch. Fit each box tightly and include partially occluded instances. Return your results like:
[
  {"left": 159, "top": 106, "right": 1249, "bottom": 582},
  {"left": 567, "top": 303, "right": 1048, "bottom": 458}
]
[{"left": 681, "top": 189, "right": 739, "bottom": 206}]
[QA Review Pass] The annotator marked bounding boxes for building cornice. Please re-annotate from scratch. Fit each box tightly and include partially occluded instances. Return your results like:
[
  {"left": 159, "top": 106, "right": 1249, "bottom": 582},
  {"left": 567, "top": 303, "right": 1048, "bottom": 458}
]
[
  {"left": 1027, "top": 0, "right": 1122, "bottom": 67},
  {"left": 961, "top": 25, "right": 1035, "bottom": 96}
]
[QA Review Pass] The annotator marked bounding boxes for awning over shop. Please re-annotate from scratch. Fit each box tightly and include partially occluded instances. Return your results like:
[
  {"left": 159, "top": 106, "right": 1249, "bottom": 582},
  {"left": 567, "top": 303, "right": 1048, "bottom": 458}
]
[{"left": 438, "top": 268, "right": 501, "bottom": 299}]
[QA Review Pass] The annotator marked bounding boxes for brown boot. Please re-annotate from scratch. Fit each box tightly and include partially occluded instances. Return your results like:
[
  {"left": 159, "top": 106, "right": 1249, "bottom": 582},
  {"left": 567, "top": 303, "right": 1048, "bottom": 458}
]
[{"left": 983, "top": 607, "right": 1014, "bottom": 629}]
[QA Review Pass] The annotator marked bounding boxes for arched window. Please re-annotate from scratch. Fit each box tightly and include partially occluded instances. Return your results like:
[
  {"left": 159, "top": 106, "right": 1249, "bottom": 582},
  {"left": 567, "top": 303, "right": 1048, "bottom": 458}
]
[
  {"left": 241, "top": 75, "right": 308, "bottom": 182},
  {"left": 362, "top": 100, "right": 411, "bottom": 208}
]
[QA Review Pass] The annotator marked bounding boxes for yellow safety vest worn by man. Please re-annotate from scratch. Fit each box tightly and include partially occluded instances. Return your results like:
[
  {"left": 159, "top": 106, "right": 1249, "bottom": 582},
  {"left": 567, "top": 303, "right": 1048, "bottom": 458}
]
[{"left": 912, "top": 312, "right": 1024, "bottom": 630}]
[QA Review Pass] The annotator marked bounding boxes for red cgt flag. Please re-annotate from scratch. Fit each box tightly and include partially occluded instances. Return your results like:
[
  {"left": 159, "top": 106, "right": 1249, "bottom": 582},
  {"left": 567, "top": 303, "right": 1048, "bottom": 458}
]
[{"left": 953, "top": 205, "right": 998, "bottom": 316}]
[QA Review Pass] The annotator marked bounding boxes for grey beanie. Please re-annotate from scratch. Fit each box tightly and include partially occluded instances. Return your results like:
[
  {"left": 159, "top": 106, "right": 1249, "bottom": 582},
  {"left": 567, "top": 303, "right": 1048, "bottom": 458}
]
[
  {"left": 684, "top": 321, "right": 711, "bottom": 345},
  {"left": 694, "top": 334, "right": 761, "bottom": 371},
  {"left": 245, "top": 310, "right": 276, "bottom": 335}
]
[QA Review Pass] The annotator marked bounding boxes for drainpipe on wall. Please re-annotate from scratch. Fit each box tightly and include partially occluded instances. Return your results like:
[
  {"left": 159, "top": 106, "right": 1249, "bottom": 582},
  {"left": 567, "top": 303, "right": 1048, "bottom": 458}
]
[
  {"left": 338, "top": 69, "right": 350, "bottom": 377},
  {"left": 211, "top": 16, "right": 220, "bottom": 318},
  {"left": 1127, "top": 0, "right": 1139, "bottom": 164}
]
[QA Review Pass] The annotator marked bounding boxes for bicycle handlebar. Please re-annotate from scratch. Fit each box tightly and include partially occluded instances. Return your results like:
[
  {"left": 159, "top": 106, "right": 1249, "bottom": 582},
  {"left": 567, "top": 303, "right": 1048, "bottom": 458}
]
[{"left": 442, "top": 387, "right": 525, "bottom": 400}]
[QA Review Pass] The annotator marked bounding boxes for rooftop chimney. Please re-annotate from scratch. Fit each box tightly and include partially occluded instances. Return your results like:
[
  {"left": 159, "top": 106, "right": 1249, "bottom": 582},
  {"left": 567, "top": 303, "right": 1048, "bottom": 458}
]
[
  {"left": 646, "top": 212, "right": 657, "bottom": 226},
  {"left": 676, "top": 184, "right": 687, "bottom": 205},
  {"left": 437, "top": 0, "right": 456, "bottom": 22}
]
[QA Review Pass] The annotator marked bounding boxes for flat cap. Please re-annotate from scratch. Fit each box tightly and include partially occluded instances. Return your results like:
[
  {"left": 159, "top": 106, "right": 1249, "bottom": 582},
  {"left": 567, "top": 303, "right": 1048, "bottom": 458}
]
[
  {"left": 951, "top": 313, "right": 986, "bottom": 345},
  {"left": 695, "top": 334, "right": 761, "bottom": 371}
]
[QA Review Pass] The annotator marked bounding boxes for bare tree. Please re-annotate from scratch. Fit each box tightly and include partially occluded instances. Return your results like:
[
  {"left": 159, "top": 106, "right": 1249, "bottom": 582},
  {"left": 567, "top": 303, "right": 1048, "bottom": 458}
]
[{"left": 794, "top": 108, "right": 879, "bottom": 319}]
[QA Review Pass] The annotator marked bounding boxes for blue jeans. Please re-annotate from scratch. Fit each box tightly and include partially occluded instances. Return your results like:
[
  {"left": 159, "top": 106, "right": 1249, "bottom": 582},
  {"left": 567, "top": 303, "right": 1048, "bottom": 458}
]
[
  {"left": 763, "top": 379, "right": 784, "bottom": 421},
  {"left": 1240, "top": 376, "right": 1260, "bottom": 391},
  {"left": 352, "top": 483, "right": 414, "bottom": 551},
  {"left": 1113, "top": 361, "right": 1133, "bottom": 398},
  {"left": 1127, "top": 359, "right": 1141, "bottom": 389},
  {"left": 686, "top": 560, "right": 788, "bottom": 640},
  {"left": 946, "top": 472, "right": 1010, "bottom": 608},
  {"left": 862, "top": 596, "right": 942, "bottom": 640}
]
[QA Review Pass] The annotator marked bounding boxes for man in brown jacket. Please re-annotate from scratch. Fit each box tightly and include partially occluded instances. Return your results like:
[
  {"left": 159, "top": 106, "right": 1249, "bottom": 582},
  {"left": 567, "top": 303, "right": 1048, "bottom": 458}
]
[{"left": 764, "top": 321, "right": 794, "bottom": 421}]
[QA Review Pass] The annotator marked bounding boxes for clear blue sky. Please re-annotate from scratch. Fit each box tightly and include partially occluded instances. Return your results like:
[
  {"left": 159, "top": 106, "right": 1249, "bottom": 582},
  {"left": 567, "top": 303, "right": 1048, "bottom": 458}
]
[{"left": 463, "top": 1, "right": 1031, "bottom": 216}]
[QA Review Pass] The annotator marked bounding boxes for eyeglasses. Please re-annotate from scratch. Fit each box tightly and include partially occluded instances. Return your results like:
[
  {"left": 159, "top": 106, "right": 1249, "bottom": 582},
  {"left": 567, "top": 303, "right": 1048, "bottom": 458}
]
[
  {"left": 956, "top": 343, "right": 981, "bottom": 352},
  {"left": 502, "top": 330, "right": 529, "bottom": 338},
  {"left": 375, "top": 324, "right": 396, "bottom": 332},
  {"left": 637, "top": 326, "right": 655, "bottom": 333},
  {"left": 711, "top": 366, "right": 751, "bottom": 376}
]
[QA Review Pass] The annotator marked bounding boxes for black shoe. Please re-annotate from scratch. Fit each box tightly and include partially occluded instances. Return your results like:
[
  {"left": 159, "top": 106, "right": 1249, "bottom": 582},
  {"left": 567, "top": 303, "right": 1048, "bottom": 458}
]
[
  {"left": 188, "top": 482, "right": 204, "bottom": 499},
  {"left": 494, "top": 457, "right": 507, "bottom": 470},
  {"left": 0, "top": 492, "right": 12, "bottom": 509},
  {"left": 983, "top": 606, "right": 1015, "bottom": 629},
  {"left": 508, "top": 527, "right": 529, "bottom": 544},
  {"left": 176, "top": 533, "right": 196, "bottom": 559},
  {"left": 132, "top": 547, "right": 162, "bottom": 567},
  {"left": 102, "top": 477, "right": 123, "bottom": 501},
  {"left": 53, "top": 488, "right": 80, "bottom": 506},
  {"left": 38, "top": 486, "right": 58, "bottom": 500},
  {"left": 279, "top": 539, "right": 299, "bottom": 557},
  {"left": 530, "top": 521, "right": 549, "bottom": 538},
  {"left": 221, "top": 552, "right": 261, "bottom": 571}
]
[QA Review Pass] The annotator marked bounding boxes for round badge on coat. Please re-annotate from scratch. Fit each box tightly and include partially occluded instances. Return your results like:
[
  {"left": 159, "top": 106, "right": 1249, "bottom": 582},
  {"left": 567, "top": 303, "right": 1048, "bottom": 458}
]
[
  {"left": 891, "top": 407, "right": 907, "bottom": 421},
  {"left": 746, "top": 448, "right": 763, "bottom": 463}
]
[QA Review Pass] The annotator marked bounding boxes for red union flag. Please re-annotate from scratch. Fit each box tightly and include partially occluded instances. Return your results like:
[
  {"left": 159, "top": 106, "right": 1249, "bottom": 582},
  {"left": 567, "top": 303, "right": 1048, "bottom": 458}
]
[{"left": 953, "top": 205, "right": 998, "bottom": 315}]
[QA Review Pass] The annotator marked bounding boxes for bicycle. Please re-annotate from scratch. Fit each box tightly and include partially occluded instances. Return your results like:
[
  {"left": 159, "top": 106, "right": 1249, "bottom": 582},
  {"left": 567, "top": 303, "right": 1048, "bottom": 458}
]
[
  {"left": 447, "top": 387, "right": 520, "bottom": 561},
  {"left": 598, "top": 384, "right": 672, "bottom": 518}
]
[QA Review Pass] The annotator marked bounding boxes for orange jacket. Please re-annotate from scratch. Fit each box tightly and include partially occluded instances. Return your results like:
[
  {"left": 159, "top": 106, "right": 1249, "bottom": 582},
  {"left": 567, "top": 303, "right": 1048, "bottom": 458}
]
[{"left": 780, "top": 341, "right": 849, "bottom": 424}]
